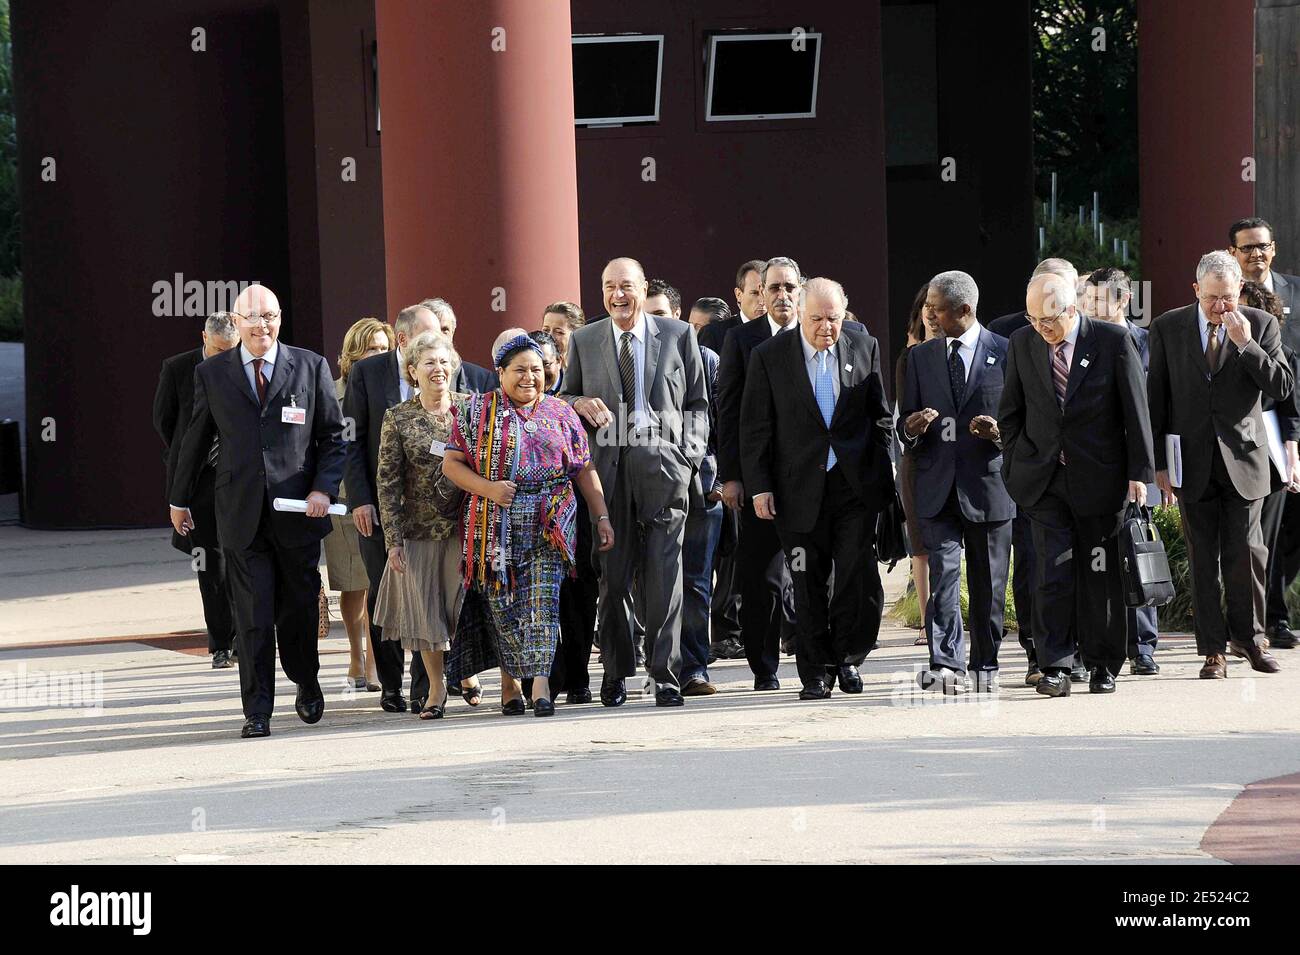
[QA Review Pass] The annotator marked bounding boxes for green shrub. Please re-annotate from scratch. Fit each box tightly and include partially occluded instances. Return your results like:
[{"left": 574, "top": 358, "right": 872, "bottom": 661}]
[
  {"left": 0, "top": 270, "right": 19, "bottom": 341},
  {"left": 891, "top": 557, "right": 1018, "bottom": 630}
]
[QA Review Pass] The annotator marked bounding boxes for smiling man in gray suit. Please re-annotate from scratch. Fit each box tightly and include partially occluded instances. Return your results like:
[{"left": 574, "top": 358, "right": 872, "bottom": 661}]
[{"left": 560, "top": 257, "right": 710, "bottom": 707}]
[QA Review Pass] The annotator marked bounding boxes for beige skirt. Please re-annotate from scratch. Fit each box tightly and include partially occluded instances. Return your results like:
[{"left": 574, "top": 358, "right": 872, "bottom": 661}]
[
  {"left": 323, "top": 513, "right": 369, "bottom": 592},
  {"left": 373, "top": 536, "right": 465, "bottom": 652}
]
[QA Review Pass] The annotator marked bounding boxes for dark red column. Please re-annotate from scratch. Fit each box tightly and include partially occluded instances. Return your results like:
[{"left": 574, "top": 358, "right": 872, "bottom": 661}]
[{"left": 375, "top": 0, "right": 582, "bottom": 368}]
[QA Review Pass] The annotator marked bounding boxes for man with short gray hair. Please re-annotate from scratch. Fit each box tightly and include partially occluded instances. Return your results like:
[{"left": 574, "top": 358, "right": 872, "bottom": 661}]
[
  {"left": 899, "top": 271, "right": 1013, "bottom": 693},
  {"left": 1148, "top": 250, "right": 1293, "bottom": 679},
  {"left": 419, "top": 297, "right": 497, "bottom": 391},
  {"left": 153, "top": 312, "right": 241, "bottom": 668}
]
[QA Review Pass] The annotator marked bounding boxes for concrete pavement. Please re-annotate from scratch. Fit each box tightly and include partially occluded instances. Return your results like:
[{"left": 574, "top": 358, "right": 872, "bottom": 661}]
[{"left": 2, "top": 524, "right": 1299, "bottom": 864}]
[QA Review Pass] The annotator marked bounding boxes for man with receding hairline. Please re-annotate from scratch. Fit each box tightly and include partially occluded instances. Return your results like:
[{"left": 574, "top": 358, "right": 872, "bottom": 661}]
[
  {"left": 998, "top": 273, "right": 1152, "bottom": 697},
  {"left": 170, "top": 284, "right": 346, "bottom": 737}
]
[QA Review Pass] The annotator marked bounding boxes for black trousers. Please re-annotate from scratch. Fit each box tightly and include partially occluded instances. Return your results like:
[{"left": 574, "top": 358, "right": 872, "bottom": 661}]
[
  {"left": 186, "top": 468, "right": 235, "bottom": 653},
  {"left": 552, "top": 501, "right": 599, "bottom": 691},
  {"left": 1024, "top": 466, "right": 1126, "bottom": 676},
  {"left": 357, "top": 523, "right": 428, "bottom": 700},
  {"left": 1261, "top": 482, "right": 1294, "bottom": 629},
  {"left": 709, "top": 508, "right": 743, "bottom": 642},
  {"left": 1180, "top": 451, "right": 1268, "bottom": 655},
  {"left": 223, "top": 499, "right": 324, "bottom": 718},
  {"left": 778, "top": 467, "right": 882, "bottom": 682},
  {"left": 738, "top": 504, "right": 793, "bottom": 680},
  {"left": 1008, "top": 512, "right": 1037, "bottom": 667}
]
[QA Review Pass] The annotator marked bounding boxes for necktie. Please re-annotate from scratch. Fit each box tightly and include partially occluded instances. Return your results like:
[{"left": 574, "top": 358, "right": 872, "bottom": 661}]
[
  {"left": 815, "top": 351, "right": 837, "bottom": 471},
  {"left": 205, "top": 434, "right": 220, "bottom": 469},
  {"left": 948, "top": 338, "right": 966, "bottom": 408},
  {"left": 253, "top": 358, "right": 268, "bottom": 407},
  {"left": 1052, "top": 342, "right": 1070, "bottom": 407},
  {"left": 618, "top": 332, "right": 637, "bottom": 412},
  {"left": 1206, "top": 324, "right": 1222, "bottom": 374}
]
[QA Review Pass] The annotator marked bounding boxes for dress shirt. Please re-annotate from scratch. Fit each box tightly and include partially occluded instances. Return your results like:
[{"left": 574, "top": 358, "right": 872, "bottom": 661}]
[
  {"left": 241, "top": 341, "right": 279, "bottom": 401},
  {"left": 799, "top": 333, "right": 841, "bottom": 402},
  {"left": 946, "top": 320, "right": 983, "bottom": 384},
  {"left": 610, "top": 312, "right": 648, "bottom": 430}
]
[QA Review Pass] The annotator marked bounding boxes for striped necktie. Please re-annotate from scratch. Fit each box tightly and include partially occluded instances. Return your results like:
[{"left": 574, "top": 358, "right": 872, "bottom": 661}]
[
  {"left": 618, "top": 332, "right": 637, "bottom": 411},
  {"left": 1052, "top": 342, "right": 1070, "bottom": 407}
]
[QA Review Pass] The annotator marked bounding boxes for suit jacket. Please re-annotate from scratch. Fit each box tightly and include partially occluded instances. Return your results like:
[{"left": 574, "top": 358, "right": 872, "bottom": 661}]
[
  {"left": 699, "top": 344, "right": 721, "bottom": 495},
  {"left": 559, "top": 312, "right": 709, "bottom": 512},
  {"left": 1126, "top": 320, "right": 1150, "bottom": 372},
  {"left": 153, "top": 347, "right": 204, "bottom": 502},
  {"left": 342, "top": 349, "right": 405, "bottom": 514},
  {"left": 171, "top": 343, "right": 345, "bottom": 552},
  {"left": 1148, "top": 303, "right": 1294, "bottom": 502},
  {"left": 698, "top": 316, "right": 740, "bottom": 354},
  {"left": 999, "top": 315, "right": 1153, "bottom": 516},
  {"left": 897, "top": 327, "right": 1015, "bottom": 523},
  {"left": 1271, "top": 271, "right": 1300, "bottom": 354},
  {"left": 740, "top": 325, "right": 894, "bottom": 534},
  {"left": 455, "top": 360, "right": 498, "bottom": 394},
  {"left": 988, "top": 309, "right": 1031, "bottom": 340}
]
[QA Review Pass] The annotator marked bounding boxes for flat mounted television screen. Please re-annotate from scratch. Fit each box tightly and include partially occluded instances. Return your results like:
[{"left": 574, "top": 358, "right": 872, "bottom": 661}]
[
  {"left": 572, "top": 35, "right": 664, "bottom": 126},
  {"left": 705, "top": 32, "right": 822, "bottom": 121}
]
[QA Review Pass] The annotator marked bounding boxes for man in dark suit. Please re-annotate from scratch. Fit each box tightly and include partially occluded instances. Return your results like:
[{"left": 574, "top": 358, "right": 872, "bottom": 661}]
[
  {"left": 561, "top": 256, "right": 710, "bottom": 708},
  {"left": 420, "top": 296, "right": 499, "bottom": 391},
  {"left": 987, "top": 257, "right": 1078, "bottom": 684},
  {"left": 343, "top": 303, "right": 439, "bottom": 712},
  {"left": 170, "top": 285, "right": 346, "bottom": 738},
  {"left": 1082, "top": 267, "right": 1162, "bottom": 675},
  {"left": 152, "top": 312, "right": 241, "bottom": 667},
  {"left": 699, "top": 258, "right": 766, "bottom": 353},
  {"left": 741, "top": 277, "right": 894, "bottom": 699},
  {"left": 1229, "top": 217, "right": 1299, "bottom": 347},
  {"left": 717, "top": 257, "right": 804, "bottom": 690},
  {"left": 999, "top": 273, "right": 1153, "bottom": 696},
  {"left": 1148, "top": 251, "right": 1292, "bottom": 679},
  {"left": 899, "top": 271, "right": 1014, "bottom": 694}
]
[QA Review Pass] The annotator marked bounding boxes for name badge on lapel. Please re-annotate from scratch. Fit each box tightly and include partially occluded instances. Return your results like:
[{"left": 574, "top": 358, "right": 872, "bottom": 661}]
[{"left": 281, "top": 394, "right": 307, "bottom": 425}]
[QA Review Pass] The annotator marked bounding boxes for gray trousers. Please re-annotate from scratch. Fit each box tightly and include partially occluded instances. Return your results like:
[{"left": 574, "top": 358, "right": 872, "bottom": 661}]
[{"left": 596, "top": 452, "right": 686, "bottom": 688}]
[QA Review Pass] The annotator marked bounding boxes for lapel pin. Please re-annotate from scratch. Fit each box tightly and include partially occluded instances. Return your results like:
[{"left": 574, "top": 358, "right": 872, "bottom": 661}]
[
  {"left": 844, "top": 364, "right": 852, "bottom": 372},
  {"left": 986, "top": 355, "right": 996, "bottom": 365},
  {"left": 1080, "top": 358, "right": 1090, "bottom": 368}
]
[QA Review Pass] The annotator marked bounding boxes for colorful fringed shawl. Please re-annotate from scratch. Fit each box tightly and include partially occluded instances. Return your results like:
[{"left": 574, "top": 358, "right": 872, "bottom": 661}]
[{"left": 451, "top": 391, "right": 586, "bottom": 594}]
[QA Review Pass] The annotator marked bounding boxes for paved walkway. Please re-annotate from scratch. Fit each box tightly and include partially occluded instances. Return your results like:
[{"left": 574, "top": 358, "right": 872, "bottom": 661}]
[{"left": 1, "top": 525, "right": 1298, "bottom": 863}]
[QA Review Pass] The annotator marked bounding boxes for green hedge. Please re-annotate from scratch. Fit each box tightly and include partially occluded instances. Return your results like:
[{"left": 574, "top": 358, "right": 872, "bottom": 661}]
[{"left": 0, "top": 271, "right": 19, "bottom": 341}]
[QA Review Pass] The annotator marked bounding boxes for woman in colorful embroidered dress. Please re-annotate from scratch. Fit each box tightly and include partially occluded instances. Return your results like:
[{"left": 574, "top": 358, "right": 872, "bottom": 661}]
[{"left": 443, "top": 334, "right": 614, "bottom": 717}]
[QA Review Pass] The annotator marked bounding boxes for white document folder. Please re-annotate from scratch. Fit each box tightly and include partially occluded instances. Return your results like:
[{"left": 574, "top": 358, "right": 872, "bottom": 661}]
[
  {"left": 1262, "top": 409, "right": 1289, "bottom": 481},
  {"left": 1164, "top": 434, "right": 1183, "bottom": 488},
  {"left": 273, "top": 497, "right": 347, "bottom": 516}
]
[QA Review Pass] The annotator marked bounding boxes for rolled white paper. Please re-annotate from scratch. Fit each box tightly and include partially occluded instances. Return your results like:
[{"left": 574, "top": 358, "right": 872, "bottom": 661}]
[{"left": 273, "top": 497, "right": 347, "bottom": 516}]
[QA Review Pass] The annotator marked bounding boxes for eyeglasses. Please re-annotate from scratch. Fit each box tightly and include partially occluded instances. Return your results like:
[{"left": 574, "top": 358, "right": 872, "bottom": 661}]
[
  {"left": 1198, "top": 294, "right": 1237, "bottom": 306},
  {"left": 237, "top": 311, "right": 281, "bottom": 325},
  {"left": 1233, "top": 242, "right": 1274, "bottom": 255},
  {"left": 1031, "top": 312, "right": 1068, "bottom": 327}
]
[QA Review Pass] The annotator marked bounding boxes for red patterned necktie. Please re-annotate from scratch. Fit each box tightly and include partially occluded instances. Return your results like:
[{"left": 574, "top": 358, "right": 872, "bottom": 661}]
[
  {"left": 253, "top": 358, "right": 267, "bottom": 407},
  {"left": 1052, "top": 343, "right": 1069, "bottom": 464}
]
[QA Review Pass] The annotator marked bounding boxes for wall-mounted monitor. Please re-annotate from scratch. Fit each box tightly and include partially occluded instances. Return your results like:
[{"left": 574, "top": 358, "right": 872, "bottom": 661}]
[
  {"left": 705, "top": 32, "right": 822, "bottom": 122},
  {"left": 572, "top": 35, "right": 664, "bottom": 126}
]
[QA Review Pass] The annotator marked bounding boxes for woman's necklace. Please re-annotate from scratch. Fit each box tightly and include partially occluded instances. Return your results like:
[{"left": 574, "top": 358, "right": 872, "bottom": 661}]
[
  {"left": 513, "top": 395, "right": 543, "bottom": 434},
  {"left": 420, "top": 392, "right": 451, "bottom": 426}
]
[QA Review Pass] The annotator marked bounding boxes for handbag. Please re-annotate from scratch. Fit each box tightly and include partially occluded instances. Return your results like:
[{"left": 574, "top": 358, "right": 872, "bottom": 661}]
[
  {"left": 1119, "top": 503, "right": 1175, "bottom": 608},
  {"left": 875, "top": 486, "right": 909, "bottom": 570},
  {"left": 317, "top": 585, "right": 331, "bottom": 639},
  {"left": 431, "top": 471, "right": 465, "bottom": 520}
]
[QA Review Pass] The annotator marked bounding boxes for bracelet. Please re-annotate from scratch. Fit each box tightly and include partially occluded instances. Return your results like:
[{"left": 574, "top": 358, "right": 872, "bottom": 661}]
[{"left": 596, "top": 515, "right": 610, "bottom": 523}]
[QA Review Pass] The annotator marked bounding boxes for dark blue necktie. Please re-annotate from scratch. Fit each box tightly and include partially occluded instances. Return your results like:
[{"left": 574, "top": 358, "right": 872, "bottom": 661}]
[{"left": 948, "top": 339, "right": 966, "bottom": 408}]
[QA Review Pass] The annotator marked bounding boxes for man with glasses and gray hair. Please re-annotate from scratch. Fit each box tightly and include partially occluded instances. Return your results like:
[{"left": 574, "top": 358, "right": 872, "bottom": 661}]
[
  {"left": 998, "top": 271, "right": 1153, "bottom": 697},
  {"left": 1148, "top": 250, "right": 1293, "bottom": 680},
  {"left": 153, "top": 311, "right": 241, "bottom": 668}
]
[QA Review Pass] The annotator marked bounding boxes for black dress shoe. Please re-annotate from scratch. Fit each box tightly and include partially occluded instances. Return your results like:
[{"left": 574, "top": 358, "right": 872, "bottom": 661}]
[
  {"left": 1129, "top": 655, "right": 1160, "bottom": 676},
  {"left": 1267, "top": 625, "right": 1298, "bottom": 649},
  {"left": 211, "top": 649, "right": 233, "bottom": 669},
  {"left": 754, "top": 676, "right": 781, "bottom": 691},
  {"left": 241, "top": 714, "right": 270, "bottom": 738},
  {"left": 501, "top": 698, "right": 526, "bottom": 716},
  {"left": 1036, "top": 671, "right": 1072, "bottom": 697},
  {"left": 1024, "top": 665, "right": 1042, "bottom": 686},
  {"left": 1069, "top": 664, "right": 1088, "bottom": 683},
  {"left": 380, "top": 690, "right": 408, "bottom": 713},
  {"left": 533, "top": 697, "right": 555, "bottom": 717},
  {"left": 600, "top": 675, "right": 627, "bottom": 707},
  {"left": 654, "top": 687, "right": 685, "bottom": 707},
  {"left": 565, "top": 687, "right": 593, "bottom": 705},
  {"left": 836, "top": 665, "right": 863, "bottom": 694},
  {"left": 1089, "top": 669, "right": 1116, "bottom": 693},
  {"left": 798, "top": 680, "right": 832, "bottom": 700},
  {"left": 295, "top": 682, "right": 325, "bottom": 724}
]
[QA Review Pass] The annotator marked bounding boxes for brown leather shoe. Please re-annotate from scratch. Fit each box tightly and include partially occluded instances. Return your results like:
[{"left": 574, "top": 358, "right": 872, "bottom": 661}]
[
  {"left": 1229, "top": 641, "right": 1281, "bottom": 673},
  {"left": 1199, "top": 654, "right": 1228, "bottom": 679}
]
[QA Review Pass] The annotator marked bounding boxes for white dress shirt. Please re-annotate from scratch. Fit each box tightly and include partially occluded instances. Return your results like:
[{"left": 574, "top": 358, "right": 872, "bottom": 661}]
[
  {"left": 767, "top": 315, "right": 794, "bottom": 338},
  {"left": 241, "top": 341, "right": 279, "bottom": 401},
  {"left": 946, "top": 320, "right": 983, "bottom": 383},
  {"left": 611, "top": 312, "right": 648, "bottom": 430},
  {"left": 394, "top": 345, "right": 412, "bottom": 401}
]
